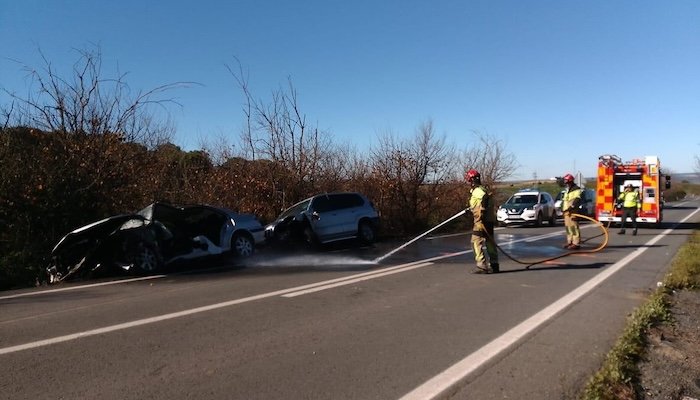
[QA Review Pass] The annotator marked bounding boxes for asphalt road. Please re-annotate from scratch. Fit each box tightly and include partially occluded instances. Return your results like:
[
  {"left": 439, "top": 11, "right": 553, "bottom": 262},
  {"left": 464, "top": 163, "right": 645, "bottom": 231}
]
[{"left": 1, "top": 200, "right": 699, "bottom": 400}]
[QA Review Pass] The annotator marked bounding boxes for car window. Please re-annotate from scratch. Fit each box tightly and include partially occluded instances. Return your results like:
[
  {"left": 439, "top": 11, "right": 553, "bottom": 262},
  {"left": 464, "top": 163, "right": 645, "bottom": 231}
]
[
  {"left": 586, "top": 189, "right": 596, "bottom": 201},
  {"left": 280, "top": 199, "right": 311, "bottom": 218},
  {"left": 335, "top": 193, "right": 364, "bottom": 209},
  {"left": 507, "top": 194, "right": 538, "bottom": 205},
  {"left": 555, "top": 191, "right": 565, "bottom": 201},
  {"left": 312, "top": 193, "right": 364, "bottom": 212},
  {"left": 147, "top": 203, "right": 180, "bottom": 224},
  {"left": 543, "top": 193, "right": 553, "bottom": 203},
  {"left": 311, "top": 195, "right": 333, "bottom": 213}
]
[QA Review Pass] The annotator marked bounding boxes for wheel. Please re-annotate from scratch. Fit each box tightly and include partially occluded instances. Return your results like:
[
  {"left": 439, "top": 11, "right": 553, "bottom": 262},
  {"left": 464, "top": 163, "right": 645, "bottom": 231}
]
[
  {"left": 357, "top": 220, "right": 376, "bottom": 244},
  {"left": 231, "top": 233, "right": 254, "bottom": 258},
  {"left": 302, "top": 226, "right": 317, "bottom": 246},
  {"left": 276, "top": 228, "right": 290, "bottom": 243},
  {"left": 548, "top": 212, "right": 556, "bottom": 226},
  {"left": 127, "top": 242, "right": 163, "bottom": 274},
  {"left": 534, "top": 212, "right": 543, "bottom": 227}
]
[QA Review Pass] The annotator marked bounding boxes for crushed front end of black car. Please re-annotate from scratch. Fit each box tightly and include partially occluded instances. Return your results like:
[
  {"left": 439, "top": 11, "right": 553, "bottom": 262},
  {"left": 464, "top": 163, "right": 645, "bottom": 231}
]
[{"left": 46, "top": 214, "right": 171, "bottom": 283}]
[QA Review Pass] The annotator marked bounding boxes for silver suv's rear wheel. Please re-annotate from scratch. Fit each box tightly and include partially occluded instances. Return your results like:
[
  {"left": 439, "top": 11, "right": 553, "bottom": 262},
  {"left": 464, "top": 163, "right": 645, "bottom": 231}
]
[
  {"left": 232, "top": 233, "right": 254, "bottom": 258},
  {"left": 358, "top": 221, "right": 376, "bottom": 244}
]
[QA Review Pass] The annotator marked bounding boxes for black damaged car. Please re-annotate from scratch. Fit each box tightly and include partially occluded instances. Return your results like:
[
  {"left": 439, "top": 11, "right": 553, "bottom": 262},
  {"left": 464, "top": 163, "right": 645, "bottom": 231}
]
[{"left": 46, "top": 202, "right": 265, "bottom": 283}]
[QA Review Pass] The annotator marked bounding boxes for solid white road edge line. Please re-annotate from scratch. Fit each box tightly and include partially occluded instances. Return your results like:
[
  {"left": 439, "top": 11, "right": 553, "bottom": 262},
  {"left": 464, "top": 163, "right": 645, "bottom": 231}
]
[
  {"left": 398, "top": 207, "right": 700, "bottom": 400},
  {"left": 0, "top": 275, "right": 168, "bottom": 300}
]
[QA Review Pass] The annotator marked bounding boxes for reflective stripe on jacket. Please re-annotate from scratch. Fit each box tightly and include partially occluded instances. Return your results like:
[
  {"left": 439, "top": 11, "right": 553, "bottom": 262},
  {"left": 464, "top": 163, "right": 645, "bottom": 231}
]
[
  {"left": 563, "top": 185, "right": 582, "bottom": 212},
  {"left": 469, "top": 185, "right": 495, "bottom": 224},
  {"left": 618, "top": 191, "right": 641, "bottom": 208}
]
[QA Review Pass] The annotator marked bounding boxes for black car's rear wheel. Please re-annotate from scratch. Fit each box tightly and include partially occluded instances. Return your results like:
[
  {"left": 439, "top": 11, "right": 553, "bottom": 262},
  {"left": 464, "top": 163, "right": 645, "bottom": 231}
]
[
  {"left": 127, "top": 242, "right": 163, "bottom": 274},
  {"left": 302, "top": 226, "right": 318, "bottom": 246}
]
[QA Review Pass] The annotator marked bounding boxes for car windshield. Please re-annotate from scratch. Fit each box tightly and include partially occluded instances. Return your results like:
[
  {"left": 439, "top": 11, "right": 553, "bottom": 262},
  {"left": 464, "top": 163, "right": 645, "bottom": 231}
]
[
  {"left": 506, "top": 194, "right": 538, "bottom": 205},
  {"left": 555, "top": 191, "right": 565, "bottom": 201},
  {"left": 278, "top": 199, "right": 311, "bottom": 219}
]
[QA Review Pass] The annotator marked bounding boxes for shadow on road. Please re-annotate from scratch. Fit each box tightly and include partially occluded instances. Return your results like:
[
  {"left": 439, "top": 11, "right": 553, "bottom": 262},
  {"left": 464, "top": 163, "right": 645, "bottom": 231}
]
[{"left": 505, "top": 261, "right": 611, "bottom": 273}]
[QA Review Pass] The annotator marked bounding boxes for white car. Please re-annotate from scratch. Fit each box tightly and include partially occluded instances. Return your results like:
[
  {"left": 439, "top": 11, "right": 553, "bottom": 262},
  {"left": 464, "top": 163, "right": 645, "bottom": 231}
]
[{"left": 497, "top": 189, "right": 556, "bottom": 227}]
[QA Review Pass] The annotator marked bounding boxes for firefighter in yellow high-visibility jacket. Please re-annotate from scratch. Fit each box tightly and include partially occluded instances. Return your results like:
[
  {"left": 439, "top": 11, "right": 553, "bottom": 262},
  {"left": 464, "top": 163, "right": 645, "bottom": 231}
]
[
  {"left": 562, "top": 173, "right": 582, "bottom": 250},
  {"left": 465, "top": 169, "right": 499, "bottom": 274},
  {"left": 617, "top": 183, "right": 641, "bottom": 235}
]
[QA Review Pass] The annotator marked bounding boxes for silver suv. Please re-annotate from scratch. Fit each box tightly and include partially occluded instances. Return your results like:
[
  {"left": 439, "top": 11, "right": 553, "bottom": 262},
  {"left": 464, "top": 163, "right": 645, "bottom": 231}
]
[
  {"left": 496, "top": 189, "right": 556, "bottom": 227},
  {"left": 265, "top": 192, "right": 380, "bottom": 245}
]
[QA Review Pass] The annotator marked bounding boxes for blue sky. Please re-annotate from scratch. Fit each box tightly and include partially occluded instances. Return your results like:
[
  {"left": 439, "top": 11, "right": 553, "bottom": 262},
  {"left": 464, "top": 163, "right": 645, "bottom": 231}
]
[{"left": 1, "top": 0, "right": 699, "bottom": 179}]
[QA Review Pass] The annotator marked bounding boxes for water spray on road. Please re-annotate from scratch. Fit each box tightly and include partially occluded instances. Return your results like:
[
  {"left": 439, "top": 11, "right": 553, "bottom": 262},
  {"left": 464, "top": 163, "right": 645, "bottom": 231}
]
[
  {"left": 373, "top": 209, "right": 467, "bottom": 264},
  {"left": 248, "top": 254, "right": 377, "bottom": 268},
  {"left": 372, "top": 211, "right": 609, "bottom": 268}
]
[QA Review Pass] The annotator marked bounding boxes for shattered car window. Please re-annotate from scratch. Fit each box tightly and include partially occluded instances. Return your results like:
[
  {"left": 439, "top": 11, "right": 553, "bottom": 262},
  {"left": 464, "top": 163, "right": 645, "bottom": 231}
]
[{"left": 279, "top": 199, "right": 311, "bottom": 220}]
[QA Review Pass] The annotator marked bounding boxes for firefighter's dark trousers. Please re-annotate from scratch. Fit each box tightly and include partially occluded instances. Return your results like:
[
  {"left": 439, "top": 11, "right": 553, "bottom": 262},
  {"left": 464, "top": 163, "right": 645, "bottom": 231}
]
[{"left": 620, "top": 207, "right": 639, "bottom": 232}]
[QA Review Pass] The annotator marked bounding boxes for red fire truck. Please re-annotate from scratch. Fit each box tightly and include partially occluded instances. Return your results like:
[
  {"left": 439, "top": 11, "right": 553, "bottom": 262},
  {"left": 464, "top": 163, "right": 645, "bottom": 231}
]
[{"left": 595, "top": 154, "right": 671, "bottom": 226}]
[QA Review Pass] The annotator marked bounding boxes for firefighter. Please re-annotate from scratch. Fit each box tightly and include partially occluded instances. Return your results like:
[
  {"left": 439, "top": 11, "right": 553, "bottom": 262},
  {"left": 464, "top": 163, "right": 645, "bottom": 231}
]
[
  {"left": 465, "top": 169, "right": 499, "bottom": 274},
  {"left": 617, "top": 183, "right": 641, "bottom": 235},
  {"left": 561, "top": 173, "right": 582, "bottom": 250}
]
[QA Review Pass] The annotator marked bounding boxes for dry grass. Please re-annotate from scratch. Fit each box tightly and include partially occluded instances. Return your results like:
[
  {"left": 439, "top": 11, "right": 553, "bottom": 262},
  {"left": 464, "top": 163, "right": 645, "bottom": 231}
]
[{"left": 581, "top": 230, "right": 700, "bottom": 400}]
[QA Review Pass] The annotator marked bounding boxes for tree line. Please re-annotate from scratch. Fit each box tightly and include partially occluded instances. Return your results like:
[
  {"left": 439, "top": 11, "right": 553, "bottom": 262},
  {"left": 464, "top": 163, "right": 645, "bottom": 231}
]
[{"left": 0, "top": 48, "right": 517, "bottom": 290}]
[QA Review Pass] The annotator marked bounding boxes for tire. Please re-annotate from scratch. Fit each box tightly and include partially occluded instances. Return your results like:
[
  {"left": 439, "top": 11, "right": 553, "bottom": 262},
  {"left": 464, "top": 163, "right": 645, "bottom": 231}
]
[
  {"left": 303, "top": 225, "right": 316, "bottom": 244},
  {"left": 231, "top": 232, "right": 255, "bottom": 258},
  {"left": 272, "top": 226, "right": 290, "bottom": 243},
  {"left": 127, "top": 242, "right": 163, "bottom": 274},
  {"left": 357, "top": 220, "right": 376, "bottom": 244},
  {"left": 548, "top": 212, "right": 556, "bottom": 226},
  {"left": 534, "top": 212, "right": 543, "bottom": 227}
]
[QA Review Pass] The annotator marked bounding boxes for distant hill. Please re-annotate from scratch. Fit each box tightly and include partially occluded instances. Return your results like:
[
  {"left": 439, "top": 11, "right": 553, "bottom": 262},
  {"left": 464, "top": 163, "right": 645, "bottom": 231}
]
[
  {"left": 504, "top": 172, "right": 700, "bottom": 186},
  {"left": 673, "top": 172, "right": 700, "bottom": 184}
]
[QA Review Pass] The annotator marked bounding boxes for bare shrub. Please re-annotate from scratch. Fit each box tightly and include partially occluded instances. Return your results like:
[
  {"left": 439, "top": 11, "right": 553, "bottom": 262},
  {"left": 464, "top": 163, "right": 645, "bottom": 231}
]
[{"left": 370, "top": 120, "right": 457, "bottom": 234}]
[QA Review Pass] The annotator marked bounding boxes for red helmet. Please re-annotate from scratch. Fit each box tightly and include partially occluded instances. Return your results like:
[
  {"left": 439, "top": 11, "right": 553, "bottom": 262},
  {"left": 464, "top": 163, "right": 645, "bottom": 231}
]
[
  {"left": 465, "top": 169, "right": 481, "bottom": 182},
  {"left": 563, "top": 173, "right": 574, "bottom": 183}
]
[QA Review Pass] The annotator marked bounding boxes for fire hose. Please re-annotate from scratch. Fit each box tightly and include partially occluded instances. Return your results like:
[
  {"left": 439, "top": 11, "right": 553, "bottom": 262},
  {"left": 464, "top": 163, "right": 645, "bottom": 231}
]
[
  {"left": 485, "top": 212, "right": 610, "bottom": 270},
  {"left": 374, "top": 210, "right": 610, "bottom": 269}
]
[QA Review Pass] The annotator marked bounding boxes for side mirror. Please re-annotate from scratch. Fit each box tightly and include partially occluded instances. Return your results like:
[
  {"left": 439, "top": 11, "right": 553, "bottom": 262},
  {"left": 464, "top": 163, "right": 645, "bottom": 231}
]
[{"left": 311, "top": 211, "right": 320, "bottom": 221}]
